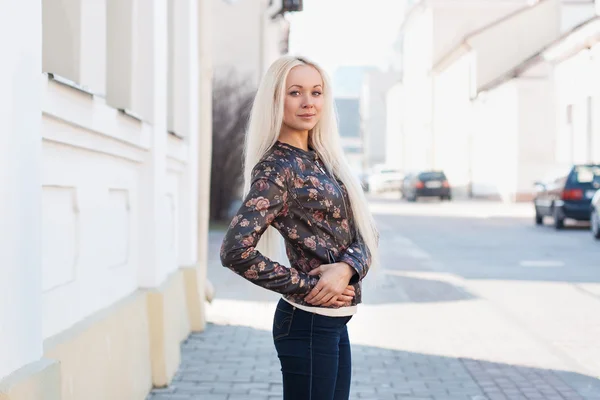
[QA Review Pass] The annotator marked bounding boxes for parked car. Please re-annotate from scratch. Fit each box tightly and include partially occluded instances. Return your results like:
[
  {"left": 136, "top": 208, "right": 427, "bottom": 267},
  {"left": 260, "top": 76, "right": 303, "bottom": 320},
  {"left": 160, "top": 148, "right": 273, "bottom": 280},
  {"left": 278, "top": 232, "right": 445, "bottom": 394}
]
[
  {"left": 533, "top": 164, "right": 600, "bottom": 229},
  {"left": 367, "top": 165, "right": 403, "bottom": 193},
  {"left": 402, "top": 170, "right": 451, "bottom": 201},
  {"left": 591, "top": 189, "right": 600, "bottom": 239}
]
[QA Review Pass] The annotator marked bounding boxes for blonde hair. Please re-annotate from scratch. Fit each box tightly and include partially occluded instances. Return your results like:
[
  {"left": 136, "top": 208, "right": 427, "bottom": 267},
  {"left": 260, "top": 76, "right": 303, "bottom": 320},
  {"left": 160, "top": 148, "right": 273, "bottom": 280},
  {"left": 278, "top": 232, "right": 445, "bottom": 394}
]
[{"left": 243, "top": 55, "right": 380, "bottom": 272}]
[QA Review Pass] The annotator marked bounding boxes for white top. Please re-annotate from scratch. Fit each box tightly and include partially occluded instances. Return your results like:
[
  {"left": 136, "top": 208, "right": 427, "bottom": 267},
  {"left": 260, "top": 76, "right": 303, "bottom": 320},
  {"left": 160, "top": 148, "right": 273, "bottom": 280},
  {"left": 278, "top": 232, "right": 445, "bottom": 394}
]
[{"left": 282, "top": 296, "right": 357, "bottom": 317}]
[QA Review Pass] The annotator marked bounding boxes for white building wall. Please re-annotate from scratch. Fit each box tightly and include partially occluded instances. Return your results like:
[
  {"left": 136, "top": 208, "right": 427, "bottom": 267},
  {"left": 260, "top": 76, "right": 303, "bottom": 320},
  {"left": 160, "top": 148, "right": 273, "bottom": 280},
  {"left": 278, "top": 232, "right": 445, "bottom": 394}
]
[
  {"left": 469, "top": 0, "right": 560, "bottom": 91},
  {"left": 263, "top": 13, "right": 289, "bottom": 72},
  {"left": 39, "top": 0, "right": 198, "bottom": 338},
  {"left": 402, "top": 0, "right": 531, "bottom": 173},
  {"left": 362, "top": 71, "right": 397, "bottom": 169},
  {"left": 402, "top": 7, "right": 434, "bottom": 171},
  {"left": 212, "top": 0, "right": 289, "bottom": 86},
  {"left": 516, "top": 77, "right": 560, "bottom": 196},
  {"left": 472, "top": 73, "right": 558, "bottom": 202},
  {"left": 429, "top": 0, "right": 563, "bottom": 200},
  {"left": 0, "top": 0, "right": 44, "bottom": 380},
  {"left": 402, "top": 0, "right": 597, "bottom": 201},
  {"left": 1, "top": 0, "right": 204, "bottom": 380},
  {"left": 431, "top": 0, "right": 529, "bottom": 64},
  {"left": 561, "top": 0, "right": 597, "bottom": 32},
  {"left": 433, "top": 54, "right": 474, "bottom": 197},
  {"left": 386, "top": 82, "right": 404, "bottom": 169},
  {"left": 40, "top": 97, "right": 145, "bottom": 337},
  {"left": 554, "top": 46, "right": 599, "bottom": 165},
  {"left": 472, "top": 83, "right": 520, "bottom": 201},
  {"left": 593, "top": 44, "right": 600, "bottom": 162},
  {"left": 212, "top": 0, "right": 261, "bottom": 83}
]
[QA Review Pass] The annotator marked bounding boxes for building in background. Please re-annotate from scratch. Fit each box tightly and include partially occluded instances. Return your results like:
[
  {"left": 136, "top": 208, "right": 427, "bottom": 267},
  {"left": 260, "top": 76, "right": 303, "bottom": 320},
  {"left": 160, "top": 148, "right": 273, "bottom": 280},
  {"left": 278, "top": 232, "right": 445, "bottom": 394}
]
[
  {"left": 472, "top": 15, "right": 600, "bottom": 199},
  {"left": 551, "top": 16, "right": 600, "bottom": 167},
  {"left": 360, "top": 70, "right": 398, "bottom": 170},
  {"left": 335, "top": 97, "right": 362, "bottom": 173},
  {"left": 0, "top": 0, "right": 212, "bottom": 399},
  {"left": 399, "top": 0, "right": 534, "bottom": 176},
  {"left": 395, "top": 0, "right": 598, "bottom": 201},
  {"left": 332, "top": 66, "right": 377, "bottom": 175},
  {"left": 212, "top": 0, "right": 303, "bottom": 87},
  {"left": 432, "top": 0, "right": 564, "bottom": 200},
  {"left": 386, "top": 81, "right": 405, "bottom": 171}
]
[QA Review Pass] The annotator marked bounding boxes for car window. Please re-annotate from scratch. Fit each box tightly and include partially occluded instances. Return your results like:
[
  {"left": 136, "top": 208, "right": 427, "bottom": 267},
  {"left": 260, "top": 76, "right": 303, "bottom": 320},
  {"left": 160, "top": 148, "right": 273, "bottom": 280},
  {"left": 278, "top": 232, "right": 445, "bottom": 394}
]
[
  {"left": 418, "top": 172, "right": 445, "bottom": 180},
  {"left": 570, "top": 165, "right": 600, "bottom": 183}
]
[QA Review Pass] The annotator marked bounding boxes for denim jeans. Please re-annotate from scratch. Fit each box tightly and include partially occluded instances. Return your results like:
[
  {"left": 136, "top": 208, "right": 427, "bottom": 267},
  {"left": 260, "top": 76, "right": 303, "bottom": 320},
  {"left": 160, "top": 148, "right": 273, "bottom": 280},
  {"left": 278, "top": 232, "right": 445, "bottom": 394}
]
[{"left": 272, "top": 298, "right": 353, "bottom": 400}]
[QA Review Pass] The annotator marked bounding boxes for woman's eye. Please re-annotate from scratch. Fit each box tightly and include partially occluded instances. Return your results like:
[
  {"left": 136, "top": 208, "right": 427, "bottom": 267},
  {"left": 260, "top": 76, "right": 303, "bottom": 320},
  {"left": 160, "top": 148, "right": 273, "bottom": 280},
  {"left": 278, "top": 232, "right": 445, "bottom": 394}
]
[
  {"left": 289, "top": 91, "right": 300, "bottom": 96},
  {"left": 312, "top": 91, "right": 322, "bottom": 96}
]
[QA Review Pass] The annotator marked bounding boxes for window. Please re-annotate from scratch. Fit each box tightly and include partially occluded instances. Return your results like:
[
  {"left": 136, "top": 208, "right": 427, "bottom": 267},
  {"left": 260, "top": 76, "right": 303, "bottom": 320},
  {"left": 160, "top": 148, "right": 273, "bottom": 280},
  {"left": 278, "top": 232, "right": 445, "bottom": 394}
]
[
  {"left": 418, "top": 171, "right": 446, "bottom": 180},
  {"left": 166, "top": 0, "right": 195, "bottom": 138},
  {"left": 282, "top": 0, "right": 303, "bottom": 12},
  {"left": 106, "top": 0, "right": 138, "bottom": 115},
  {"left": 106, "top": 0, "right": 153, "bottom": 122},
  {"left": 42, "top": 0, "right": 106, "bottom": 95},
  {"left": 570, "top": 165, "right": 600, "bottom": 184}
]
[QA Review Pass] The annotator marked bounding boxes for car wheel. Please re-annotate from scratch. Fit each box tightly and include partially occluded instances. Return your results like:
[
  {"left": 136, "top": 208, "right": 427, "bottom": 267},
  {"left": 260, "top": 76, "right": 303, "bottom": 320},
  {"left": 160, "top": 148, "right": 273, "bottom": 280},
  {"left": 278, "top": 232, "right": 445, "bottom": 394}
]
[
  {"left": 535, "top": 207, "right": 543, "bottom": 225},
  {"left": 553, "top": 207, "right": 565, "bottom": 230},
  {"left": 592, "top": 209, "right": 600, "bottom": 239}
]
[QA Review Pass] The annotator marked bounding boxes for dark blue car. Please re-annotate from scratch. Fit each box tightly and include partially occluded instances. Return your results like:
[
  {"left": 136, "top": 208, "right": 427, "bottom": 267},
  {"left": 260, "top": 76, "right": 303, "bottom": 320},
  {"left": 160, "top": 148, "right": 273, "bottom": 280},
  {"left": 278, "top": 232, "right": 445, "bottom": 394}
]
[
  {"left": 533, "top": 164, "right": 600, "bottom": 229},
  {"left": 591, "top": 189, "right": 600, "bottom": 239}
]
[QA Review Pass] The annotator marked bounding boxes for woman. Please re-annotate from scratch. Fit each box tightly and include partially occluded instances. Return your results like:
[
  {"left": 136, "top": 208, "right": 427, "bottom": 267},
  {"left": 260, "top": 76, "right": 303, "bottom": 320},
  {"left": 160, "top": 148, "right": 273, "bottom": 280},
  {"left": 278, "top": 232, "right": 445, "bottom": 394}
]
[{"left": 220, "top": 55, "right": 379, "bottom": 400}]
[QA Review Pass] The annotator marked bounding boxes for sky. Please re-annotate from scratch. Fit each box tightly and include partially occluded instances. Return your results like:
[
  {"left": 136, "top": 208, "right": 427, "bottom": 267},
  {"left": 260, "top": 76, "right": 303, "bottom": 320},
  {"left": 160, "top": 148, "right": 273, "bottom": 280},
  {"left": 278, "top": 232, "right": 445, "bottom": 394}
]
[{"left": 286, "top": 0, "right": 407, "bottom": 78}]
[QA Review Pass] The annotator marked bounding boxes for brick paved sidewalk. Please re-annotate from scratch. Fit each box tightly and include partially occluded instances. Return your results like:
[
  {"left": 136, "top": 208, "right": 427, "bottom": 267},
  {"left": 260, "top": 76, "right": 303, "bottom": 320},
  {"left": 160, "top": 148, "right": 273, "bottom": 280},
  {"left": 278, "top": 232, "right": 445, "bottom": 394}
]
[{"left": 147, "top": 321, "right": 600, "bottom": 400}]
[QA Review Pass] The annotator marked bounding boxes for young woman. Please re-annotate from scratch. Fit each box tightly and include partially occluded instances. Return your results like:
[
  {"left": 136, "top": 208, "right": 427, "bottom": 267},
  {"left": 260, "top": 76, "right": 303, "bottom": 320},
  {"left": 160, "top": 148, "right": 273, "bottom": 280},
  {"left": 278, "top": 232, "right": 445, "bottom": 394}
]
[{"left": 220, "top": 55, "right": 379, "bottom": 400}]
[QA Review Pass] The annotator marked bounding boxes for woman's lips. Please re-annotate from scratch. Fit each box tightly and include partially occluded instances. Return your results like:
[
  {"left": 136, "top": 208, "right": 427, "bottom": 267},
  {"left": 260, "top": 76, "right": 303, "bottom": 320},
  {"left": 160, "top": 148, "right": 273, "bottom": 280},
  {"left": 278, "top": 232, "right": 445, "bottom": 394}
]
[{"left": 298, "top": 114, "right": 315, "bottom": 119}]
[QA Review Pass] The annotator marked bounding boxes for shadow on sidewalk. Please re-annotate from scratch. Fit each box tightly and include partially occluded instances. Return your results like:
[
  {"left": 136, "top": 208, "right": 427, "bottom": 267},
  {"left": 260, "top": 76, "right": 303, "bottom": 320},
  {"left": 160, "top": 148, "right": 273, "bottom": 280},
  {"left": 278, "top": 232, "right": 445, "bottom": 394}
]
[
  {"left": 361, "top": 274, "right": 477, "bottom": 305},
  {"left": 148, "top": 322, "right": 600, "bottom": 400}
]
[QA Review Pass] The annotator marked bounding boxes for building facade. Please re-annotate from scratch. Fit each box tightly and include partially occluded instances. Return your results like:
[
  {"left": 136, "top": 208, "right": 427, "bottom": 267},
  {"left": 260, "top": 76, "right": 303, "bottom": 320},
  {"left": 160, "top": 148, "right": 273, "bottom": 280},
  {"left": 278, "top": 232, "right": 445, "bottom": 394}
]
[
  {"left": 360, "top": 70, "right": 398, "bottom": 170},
  {"left": 470, "top": 15, "right": 600, "bottom": 200},
  {"left": 433, "top": 0, "right": 563, "bottom": 200},
  {"left": 397, "top": 0, "right": 598, "bottom": 200},
  {"left": 335, "top": 97, "right": 363, "bottom": 174},
  {"left": 399, "top": 0, "right": 533, "bottom": 175},
  {"left": 212, "top": 0, "right": 302, "bottom": 87},
  {"left": 0, "top": 0, "right": 213, "bottom": 399}
]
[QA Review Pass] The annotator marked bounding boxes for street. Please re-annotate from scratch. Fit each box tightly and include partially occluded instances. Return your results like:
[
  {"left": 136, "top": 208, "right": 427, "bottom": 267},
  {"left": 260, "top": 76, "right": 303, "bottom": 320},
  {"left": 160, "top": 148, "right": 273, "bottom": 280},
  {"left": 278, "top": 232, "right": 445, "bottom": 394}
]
[{"left": 149, "top": 196, "right": 600, "bottom": 400}]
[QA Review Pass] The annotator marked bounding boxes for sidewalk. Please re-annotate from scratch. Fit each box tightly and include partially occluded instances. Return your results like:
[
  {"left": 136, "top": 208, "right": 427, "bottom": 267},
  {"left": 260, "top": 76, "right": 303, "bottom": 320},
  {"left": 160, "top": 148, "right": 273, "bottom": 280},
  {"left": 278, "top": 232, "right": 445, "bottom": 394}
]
[
  {"left": 147, "top": 322, "right": 597, "bottom": 400},
  {"left": 146, "top": 228, "right": 600, "bottom": 400}
]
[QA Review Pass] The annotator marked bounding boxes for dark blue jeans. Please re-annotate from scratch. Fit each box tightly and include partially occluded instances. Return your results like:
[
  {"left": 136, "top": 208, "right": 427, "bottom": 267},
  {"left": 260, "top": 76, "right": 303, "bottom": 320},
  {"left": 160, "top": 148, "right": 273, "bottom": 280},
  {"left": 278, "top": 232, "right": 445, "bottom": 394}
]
[{"left": 272, "top": 298, "right": 353, "bottom": 400}]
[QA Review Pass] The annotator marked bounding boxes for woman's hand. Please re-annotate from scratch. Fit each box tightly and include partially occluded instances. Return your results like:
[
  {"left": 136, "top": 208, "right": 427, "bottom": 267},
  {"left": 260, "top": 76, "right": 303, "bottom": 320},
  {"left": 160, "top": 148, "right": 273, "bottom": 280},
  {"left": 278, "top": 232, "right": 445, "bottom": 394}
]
[
  {"left": 305, "top": 262, "right": 356, "bottom": 307},
  {"left": 332, "top": 285, "right": 356, "bottom": 307}
]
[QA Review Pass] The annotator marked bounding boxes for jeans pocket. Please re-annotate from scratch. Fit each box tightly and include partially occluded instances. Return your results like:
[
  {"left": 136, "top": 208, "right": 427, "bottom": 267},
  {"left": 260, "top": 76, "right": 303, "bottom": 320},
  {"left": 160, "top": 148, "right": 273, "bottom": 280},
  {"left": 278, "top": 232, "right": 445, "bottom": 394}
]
[{"left": 273, "top": 306, "right": 295, "bottom": 341}]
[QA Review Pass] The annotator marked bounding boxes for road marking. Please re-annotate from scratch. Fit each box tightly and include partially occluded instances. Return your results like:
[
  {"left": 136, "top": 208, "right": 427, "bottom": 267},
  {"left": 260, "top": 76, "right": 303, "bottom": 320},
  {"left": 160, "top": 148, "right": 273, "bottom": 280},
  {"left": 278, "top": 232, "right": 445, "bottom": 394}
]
[{"left": 519, "top": 260, "right": 565, "bottom": 268}]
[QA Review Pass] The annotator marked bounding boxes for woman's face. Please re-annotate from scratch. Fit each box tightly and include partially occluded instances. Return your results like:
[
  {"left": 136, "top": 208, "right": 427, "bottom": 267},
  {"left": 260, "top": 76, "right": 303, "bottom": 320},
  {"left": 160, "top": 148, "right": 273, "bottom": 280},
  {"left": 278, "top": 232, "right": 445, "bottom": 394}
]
[{"left": 282, "top": 65, "right": 324, "bottom": 134}]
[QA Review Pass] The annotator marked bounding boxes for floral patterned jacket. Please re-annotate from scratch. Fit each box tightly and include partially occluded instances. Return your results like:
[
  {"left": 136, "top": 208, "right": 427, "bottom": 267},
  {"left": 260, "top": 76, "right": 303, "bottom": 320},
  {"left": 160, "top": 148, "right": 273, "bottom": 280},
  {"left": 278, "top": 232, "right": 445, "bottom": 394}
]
[{"left": 220, "top": 141, "right": 371, "bottom": 308}]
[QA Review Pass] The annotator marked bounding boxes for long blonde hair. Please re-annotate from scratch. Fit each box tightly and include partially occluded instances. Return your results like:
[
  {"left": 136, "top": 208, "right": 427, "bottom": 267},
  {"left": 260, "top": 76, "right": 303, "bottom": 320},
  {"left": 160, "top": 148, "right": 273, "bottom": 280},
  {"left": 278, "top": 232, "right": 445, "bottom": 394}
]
[{"left": 243, "top": 55, "right": 380, "bottom": 272}]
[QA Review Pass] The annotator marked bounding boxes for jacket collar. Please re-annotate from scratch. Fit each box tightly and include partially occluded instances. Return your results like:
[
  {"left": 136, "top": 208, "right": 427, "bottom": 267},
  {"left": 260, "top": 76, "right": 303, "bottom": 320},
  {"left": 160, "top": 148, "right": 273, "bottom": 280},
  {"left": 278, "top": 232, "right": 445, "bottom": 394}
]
[{"left": 275, "top": 140, "right": 318, "bottom": 162}]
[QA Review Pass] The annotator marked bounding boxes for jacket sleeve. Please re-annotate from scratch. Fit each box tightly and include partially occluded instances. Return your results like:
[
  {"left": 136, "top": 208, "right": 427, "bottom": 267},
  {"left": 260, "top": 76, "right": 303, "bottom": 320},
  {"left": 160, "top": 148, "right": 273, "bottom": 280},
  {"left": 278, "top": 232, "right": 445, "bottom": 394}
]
[
  {"left": 220, "top": 161, "right": 318, "bottom": 295},
  {"left": 339, "top": 232, "right": 372, "bottom": 284}
]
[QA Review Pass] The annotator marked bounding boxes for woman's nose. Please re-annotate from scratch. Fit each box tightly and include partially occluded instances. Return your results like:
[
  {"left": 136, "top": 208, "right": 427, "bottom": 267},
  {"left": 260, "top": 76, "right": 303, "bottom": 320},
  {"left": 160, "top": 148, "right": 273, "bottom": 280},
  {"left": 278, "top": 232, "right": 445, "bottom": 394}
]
[{"left": 301, "top": 96, "right": 314, "bottom": 108}]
